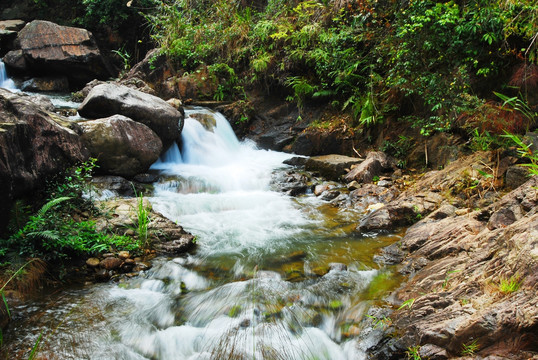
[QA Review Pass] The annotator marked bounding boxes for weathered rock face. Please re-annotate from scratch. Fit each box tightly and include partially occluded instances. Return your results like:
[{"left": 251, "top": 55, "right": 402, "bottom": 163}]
[
  {"left": 0, "top": 89, "right": 89, "bottom": 231},
  {"left": 305, "top": 154, "right": 363, "bottom": 181},
  {"left": 80, "top": 115, "right": 162, "bottom": 178},
  {"left": 3, "top": 20, "right": 111, "bottom": 88},
  {"left": 381, "top": 177, "right": 538, "bottom": 359},
  {"left": 78, "top": 83, "right": 183, "bottom": 148}
]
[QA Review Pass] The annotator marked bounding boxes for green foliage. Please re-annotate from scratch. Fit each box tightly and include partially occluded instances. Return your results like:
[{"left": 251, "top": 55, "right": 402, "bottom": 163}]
[
  {"left": 497, "top": 274, "right": 522, "bottom": 294},
  {"left": 398, "top": 298, "right": 415, "bottom": 310},
  {"left": 461, "top": 339, "right": 480, "bottom": 356},
  {"left": 406, "top": 345, "right": 422, "bottom": 360},
  {"left": 133, "top": 190, "right": 151, "bottom": 249},
  {"left": 503, "top": 132, "right": 538, "bottom": 176},
  {"left": 48, "top": 158, "right": 98, "bottom": 213},
  {"left": 79, "top": 0, "right": 157, "bottom": 31},
  {"left": 382, "top": 135, "right": 413, "bottom": 160},
  {"left": 2, "top": 197, "right": 135, "bottom": 262},
  {"left": 149, "top": 0, "right": 538, "bottom": 134}
]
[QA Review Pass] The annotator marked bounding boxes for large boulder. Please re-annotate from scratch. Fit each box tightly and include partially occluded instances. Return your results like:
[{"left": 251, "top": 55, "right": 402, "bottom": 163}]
[
  {"left": 305, "top": 154, "right": 363, "bottom": 181},
  {"left": 344, "top": 151, "right": 396, "bottom": 183},
  {"left": 80, "top": 115, "right": 163, "bottom": 177},
  {"left": 3, "top": 20, "right": 112, "bottom": 88},
  {"left": 78, "top": 83, "right": 183, "bottom": 147},
  {"left": 0, "top": 89, "right": 89, "bottom": 231}
]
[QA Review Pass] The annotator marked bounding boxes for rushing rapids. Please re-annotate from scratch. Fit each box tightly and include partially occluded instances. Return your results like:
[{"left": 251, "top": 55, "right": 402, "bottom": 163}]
[{"left": 4, "top": 108, "right": 402, "bottom": 359}]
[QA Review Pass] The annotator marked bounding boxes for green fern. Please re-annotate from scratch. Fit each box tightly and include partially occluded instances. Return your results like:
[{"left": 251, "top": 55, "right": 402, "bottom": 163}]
[
  {"left": 37, "top": 197, "right": 72, "bottom": 217},
  {"left": 26, "top": 230, "right": 61, "bottom": 242}
]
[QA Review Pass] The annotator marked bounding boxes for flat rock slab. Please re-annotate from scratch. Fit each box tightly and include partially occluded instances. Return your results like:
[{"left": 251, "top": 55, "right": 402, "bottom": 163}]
[{"left": 305, "top": 154, "right": 362, "bottom": 181}]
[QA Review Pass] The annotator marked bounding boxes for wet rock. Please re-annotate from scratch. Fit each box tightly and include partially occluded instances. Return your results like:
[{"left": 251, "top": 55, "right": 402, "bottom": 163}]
[
  {"left": 86, "top": 258, "right": 100, "bottom": 267},
  {"left": 132, "top": 173, "right": 159, "bottom": 184},
  {"left": 0, "top": 89, "right": 88, "bottom": 232},
  {"left": 133, "top": 262, "right": 152, "bottom": 272},
  {"left": 80, "top": 115, "right": 163, "bottom": 177},
  {"left": 344, "top": 151, "right": 396, "bottom": 184},
  {"left": 118, "top": 251, "right": 130, "bottom": 260},
  {"left": 374, "top": 243, "right": 405, "bottom": 265},
  {"left": 321, "top": 190, "right": 340, "bottom": 201},
  {"left": 91, "top": 175, "right": 140, "bottom": 197},
  {"left": 21, "top": 76, "right": 69, "bottom": 92},
  {"left": 314, "top": 184, "right": 331, "bottom": 196},
  {"left": 273, "top": 171, "right": 311, "bottom": 196},
  {"left": 328, "top": 263, "right": 347, "bottom": 272},
  {"left": 283, "top": 156, "right": 308, "bottom": 167},
  {"left": 78, "top": 83, "right": 183, "bottom": 148},
  {"left": 305, "top": 154, "right": 362, "bottom": 181},
  {"left": 154, "top": 234, "right": 196, "bottom": 255},
  {"left": 4, "top": 20, "right": 111, "bottom": 87},
  {"left": 100, "top": 257, "right": 123, "bottom": 270},
  {"left": 505, "top": 166, "right": 529, "bottom": 189}
]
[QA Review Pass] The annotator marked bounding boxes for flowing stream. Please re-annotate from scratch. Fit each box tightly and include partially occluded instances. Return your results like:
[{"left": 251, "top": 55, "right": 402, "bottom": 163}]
[
  {"left": 4, "top": 108, "right": 403, "bottom": 359},
  {"left": 0, "top": 60, "right": 17, "bottom": 91}
]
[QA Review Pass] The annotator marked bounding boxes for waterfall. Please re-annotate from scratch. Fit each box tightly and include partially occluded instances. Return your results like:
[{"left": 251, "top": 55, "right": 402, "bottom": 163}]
[{"left": 0, "top": 60, "right": 17, "bottom": 91}]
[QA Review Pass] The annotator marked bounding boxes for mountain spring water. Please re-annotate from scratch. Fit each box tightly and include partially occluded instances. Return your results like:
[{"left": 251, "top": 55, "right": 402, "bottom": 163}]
[{"left": 4, "top": 108, "right": 402, "bottom": 360}]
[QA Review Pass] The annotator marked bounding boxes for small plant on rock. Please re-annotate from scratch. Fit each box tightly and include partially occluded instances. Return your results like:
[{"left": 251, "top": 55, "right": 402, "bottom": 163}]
[
  {"left": 406, "top": 345, "right": 422, "bottom": 360},
  {"left": 461, "top": 339, "right": 480, "bottom": 356},
  {"left": 497, "top": 273, "right": 522, "bottom": 294}
]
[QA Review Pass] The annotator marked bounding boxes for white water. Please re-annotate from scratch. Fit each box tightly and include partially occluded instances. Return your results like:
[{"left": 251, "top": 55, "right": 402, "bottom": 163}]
[
  {"left": 0, "top": 60, "right": 17, "bottom": 91},
  {"left": 6, "top": 108, "right": 397, "bottom": 359}
]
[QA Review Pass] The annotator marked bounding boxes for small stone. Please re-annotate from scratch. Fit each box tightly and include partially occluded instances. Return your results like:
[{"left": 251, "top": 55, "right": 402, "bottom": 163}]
[
  {"left": 455, "top": 208, "right": 471, "bottom": 216},
  {"left": 314, "top": 184, "right": 329, "bottom": 196},
  {"left": 125, "top": 229, "right": 136, "bottom": 236},
  {"left": 100, "top": 257, "right": 123, "bottom": 270},
  {"left": 376, "top": 179, "right": 392, "bottom": 187},
  {"left": 124, "top": 258, "right": 136, "bottom": 265},
  {"left": 347, "top": 181, "right": 360, "bottom": 191},
  {"left": 118, "top": 251, "right": 130, "bottom": 260},
  {"left": 86, "top": 258, "right": 100, "bottom": 267},
  {"left": 133, "top": 262, "right": 152, "bottom": 272},
  {"left": 103, "top": 253, "right": 115, "bottom": 258}
]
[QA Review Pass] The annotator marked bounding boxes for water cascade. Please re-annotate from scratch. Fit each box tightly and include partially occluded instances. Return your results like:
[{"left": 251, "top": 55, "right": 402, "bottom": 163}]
[
  {"left": 4, "top": 108, "right": 402, "bottom": 359},
  {"left": 0, "top": 60, "right": 17, "bottom": 91}
]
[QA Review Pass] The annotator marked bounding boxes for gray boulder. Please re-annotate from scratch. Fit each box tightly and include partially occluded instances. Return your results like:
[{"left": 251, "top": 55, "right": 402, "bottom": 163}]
[
  {"left": 80, "top": 115, "right": 162, "bottom": 177},
  {"left": 78, "top": 83, "right": 183, "bottom": 147}
]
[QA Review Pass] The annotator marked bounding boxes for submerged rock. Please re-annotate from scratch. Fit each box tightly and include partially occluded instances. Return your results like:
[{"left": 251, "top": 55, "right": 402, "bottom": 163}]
[
  {"left": 78, "top": 83, "right": 183, "bottom": 148},
  {"left": 80, "top": 115, "right": 162, "bottom": 177}
]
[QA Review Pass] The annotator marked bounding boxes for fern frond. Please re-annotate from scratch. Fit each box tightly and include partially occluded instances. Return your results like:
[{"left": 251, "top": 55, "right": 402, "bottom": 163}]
[
  {"left": 38, "top": 197, "right": 72, "bottom": 216},
  {"left": 27, "top": 230, "right": 60, "bottom": 242}
]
